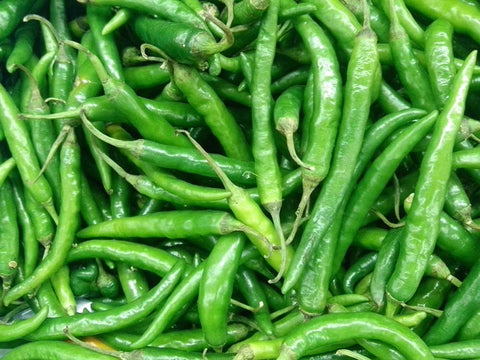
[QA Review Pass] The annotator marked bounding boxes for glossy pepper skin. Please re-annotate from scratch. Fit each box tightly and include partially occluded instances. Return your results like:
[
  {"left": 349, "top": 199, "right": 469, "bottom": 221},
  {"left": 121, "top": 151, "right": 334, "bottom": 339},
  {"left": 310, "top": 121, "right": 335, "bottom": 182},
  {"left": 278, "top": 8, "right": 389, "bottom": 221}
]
[
  {"left": 198, "top": 233, "right": 245, "bottom": 348},
  {"left": 5, "top": 0, "right": 480, "bottom": 357},
  {"left": 404, "top": 0, "right": 480, "bottom": 44},
  {"left": 277, "top": 312, "right": 434, "bottom": 360},
  {"left": 282, "top": 20, "right": 379, "bottom": 297},
  {"left": 25, "top": 261, "right": 185, "bottom": 340},
  {"left": 4, "top": 128, "right": 80, "bottom": 306},
  {"left": 387, "top": 51, "right": 477, "bottom": 303},
  {"left": 0, "top": 0, "right": 38, "bottom": 41}
]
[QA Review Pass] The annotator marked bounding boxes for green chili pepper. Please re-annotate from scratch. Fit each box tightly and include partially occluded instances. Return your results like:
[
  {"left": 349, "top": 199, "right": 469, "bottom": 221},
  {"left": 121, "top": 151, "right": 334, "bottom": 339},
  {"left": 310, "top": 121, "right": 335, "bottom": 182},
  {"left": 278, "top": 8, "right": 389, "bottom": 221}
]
[
  {"left": 133, "top": 16, "right": 232, "bottom": 70},
  {"left": 3, "top": 128, "right": 80, "bottom": 306},
  {"left": 334, "top": 111, "right": 438, "bottom": 273},
  {"left": 402, "top": 278, "right": 451, "bottom": 337},
  {"left": 2, "top": 340, "right": 117, "bottom": 360},
  {"left": 236, "top": 267, "right": 275, "bottom": 337},
  {"left": 282, "top": 16, "right": 379, "bottom": 295},
  {"left": 36, "top": 280, "right": 68, "bottom": 318},
  {"left": 6, "top": 21, "right": 37, "bottom": 73},
  {"left": 129, "top": 263, "right": 204, "bottom": 348},
  {"left": 79, "top": 120, "right": 258, "bottom": 186},
  {"left": 18, "top": 53, "right": 62, "bottom": 205},
  {"left": 50, "top": 265, "right": 76, "bottom": 316},
  {"left": 41, "top": 9, "right": 77, "bottom": 130},
  {"left": 423, "top": 251, "right": 480, "bottom": 344},
  {"left": 273, "top": 85, "right": 305, "bottom": 167},
  {"left": 343, "top": 252, "right": 378, "bottom": 294},
  {"left": 342, "top": 0, "right": 390, "bottom": 42},
  {"left": 181, "top": 130, "right": 295, "bottom": 275},
  {"left": 354, "top": 108, "right": 427, "bottom": 180},
  {"left": 0, "top": 306, "right": 48, "bottom": 342},
  {"left": 0, "top": 178, "right": 19, "bottom": 292},
  {"left": 387, "top": 0, "right": 436, "bottom": 111},
  {"left": 10, "top": 180, "right": 37, "bottom": 278},
  {"left": 429, "top": 339, "right": 480, "bottom": 359},
  {"left": 404, "top": 0, "right": 480, "bottom": 45},
  {"left": 0, "top": 0, "right": 38, "bottom": 41},
  {"left": 0, "top": 81, "right": 57, "bottom": 222},
  {"left": 63, "top": 39, "right": 193, "bottom": 148},
  {"left": 77, "top": 210, "right": 268, "bottom": 241},
  {"left": 0, "top": 157, "right": 16, "bottom": 187},
  {"left": 302, "top": 0, "right": 360, "bottom": 54},
  {"left": 84, "top": 0, "right": 208, "bottom": 31},
  {"left": 375, "top": 0, "right": 425, "bottom": 47},
  {"left": 101, "top": 323, "right": 250, "bottom": 351},
  {"left": 278, "top": 312, "right": 434, "bottom": 359},
  {"left": 377, "top": 80, "right": 411, "bottom": 113},
  {"left": 387, "top": 50, "right": 477, "bottom": 304},
  {"left": 296, "top": 215, "right": 342, "bottom": 316},
  {"left": 26, "top": 261, "right": 185, "bottom": 340},
  {"left": 172, "top": 62, "right": 252, "bottom": 161},
  {"left": 198, "top": 233, "right": 245, "bottom": 348},
  {"left": 370, "top": 228, "right": 403, "bottom": 308},
  {"left": 356, "top": 338, "right": 406, "bottom": 360},
  {"left": 286, "top": 12, "right": 343, "bottom": 246},
  {"left": 87, "top": 4, "right": 124, "bottom": 81},
  {"left": 424, "top": 18, "right": 457, "bottom": 108}
]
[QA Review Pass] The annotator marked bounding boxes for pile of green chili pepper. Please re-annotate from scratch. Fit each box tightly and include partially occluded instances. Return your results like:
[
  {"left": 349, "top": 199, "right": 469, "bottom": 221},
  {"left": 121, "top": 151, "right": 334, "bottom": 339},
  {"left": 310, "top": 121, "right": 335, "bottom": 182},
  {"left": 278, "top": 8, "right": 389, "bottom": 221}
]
[{"left": 3, "top": 0, "right": 480, "bottom": 358}]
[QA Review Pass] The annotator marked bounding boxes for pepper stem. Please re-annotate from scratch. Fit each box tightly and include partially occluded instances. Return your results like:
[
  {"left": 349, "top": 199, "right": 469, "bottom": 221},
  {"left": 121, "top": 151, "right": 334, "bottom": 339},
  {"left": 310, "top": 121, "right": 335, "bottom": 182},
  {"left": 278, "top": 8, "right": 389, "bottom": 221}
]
[
  {"left": 177, "top": 129, "right": 277, "bottom": 259},
  {"left": 230, "top": 298, "right": 261, "bottom": 312},
  {"left": 62, "top": 326, "right": 131, "bottom": 360},
  {"left": 335, "top": 349, "right": 372, "bottom": 360},
  {"left": 284, "top": 132, "right": 312, "bottom": 170},
  {"left": 33, "top": 126, "right": 72, "bottom": 185},
  {"left": 268, "top": 206, "right": 287, "bottom": 283},
  {"left": 23, "top": 15, "right": 61, "bottom": 45},
  {"left": 370, "top": 209, "right": 405, "bottom": 228},
  {"left": 202, "top": 11, "right": 234, "bottom": 54},
  {"left": 139, "top": 43, "right": 171, "bottom": 64},
  {"left": 63, "top": 39, "right": 110, "bottom": 84},
  {"left": 285, "top": 180, "right": 316, "bottom": 245},
  {"left": 80, "top": 112, "right": 140, "bottom": 157}
]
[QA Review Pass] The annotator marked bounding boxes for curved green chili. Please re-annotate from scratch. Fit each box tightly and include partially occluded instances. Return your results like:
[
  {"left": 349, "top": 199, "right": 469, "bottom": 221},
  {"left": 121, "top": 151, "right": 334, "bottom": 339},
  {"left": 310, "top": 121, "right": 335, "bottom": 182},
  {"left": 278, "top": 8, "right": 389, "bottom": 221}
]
[
  {"left": 236, "top": 267, "right": 275, "bottom": 337},
  {"left": 198, "top": 233, "right": 245, "bottom": 348},
  {"left": 2, "top": 340, "right": 117, "bottom": 360},
  {"left": 87, "top": 4, "right": 124, "bottom": 81},
  {"left": 387, "top": 0, "right": 435, "bottom": 111},
  {"left": 64, "top": 39, "right": 192, "bottom": 148},
  {"left": 424, "top": 18, "right": 456, "bottom": 108},
  {"left": 286, "top": 12, "right": 343, "bottom": 245},
  {"left": 6, "top": 21, "right": 37, "bottom": 73},
  {"left": 100, "top": 323, "right": 250, "bottom": 352},
  {"left": 0, "top": 306, "right": 48, "bottom": 342},
  {"left": 404, "top": 0, "right": 480, "bottom": 45},
  {"left": 26, "top": 261, "right": 185, "bottom": 340},
  {"left": 343, "top": 252, "right": 378, "bottom": 294},
  {"left": 387, "top": 50, "right": 477, "bottom": 303},
  {"left": 172, "top": 62, "right": 252, "bottom": 161},
  {"left": 133, "top": 16, "right": 231, "bottom": 69},
  {"left": 277, "top": 312, "right": 434, "bottom": 360},
  {"left": 83, "top": 0, "right": 208, "bottom": 31},
  {"left": 0, "top": 179, "right": 19, "bottom": 292},
  {"left": 282, "top": 20, "right": 379, "bottom": 294},
  {"left": 68, "top": 240, "right": 179, "bottom": 277},
  {"left": 423, "top": 252, "right": 480, "bottom": 345},
  {"left": 80, "top": 120, "right": 257, "bottom": 186}
]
